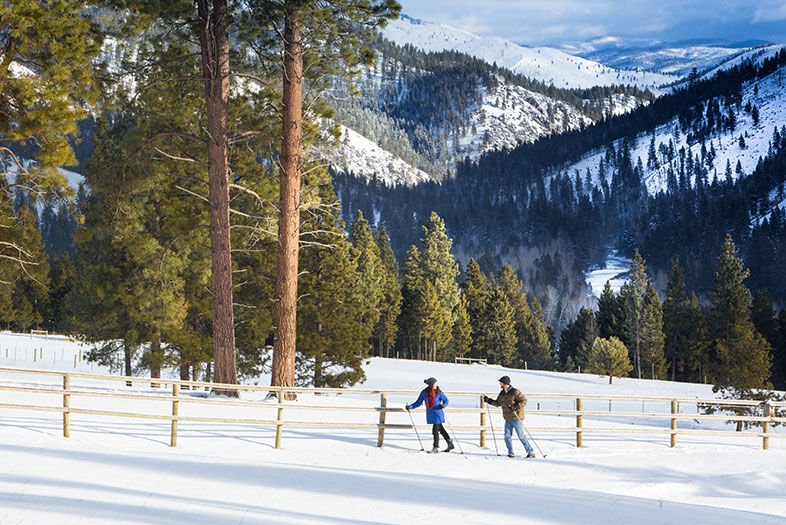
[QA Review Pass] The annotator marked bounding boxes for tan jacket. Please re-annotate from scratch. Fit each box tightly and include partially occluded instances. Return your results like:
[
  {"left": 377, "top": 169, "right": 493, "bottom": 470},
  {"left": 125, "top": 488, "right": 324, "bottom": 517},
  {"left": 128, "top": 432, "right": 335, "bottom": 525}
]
[{"left": 487, "top": 386, "right": 527, "bottom": 421}]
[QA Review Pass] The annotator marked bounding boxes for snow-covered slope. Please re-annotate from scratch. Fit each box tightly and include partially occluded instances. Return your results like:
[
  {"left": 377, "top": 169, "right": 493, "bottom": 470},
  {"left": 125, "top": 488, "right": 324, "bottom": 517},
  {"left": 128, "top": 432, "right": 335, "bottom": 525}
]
[
  {"left": 383, "top": 16, "right": 677, "bottom": 91},
  {"left": 322, "top": 125, "right": 432, "bottom": 186},
  {"left": 1, "top": 331, "right": 784, "bottom": 524},
  {"left": 563, "top": 62, "right": 786, "bottom": 196}
]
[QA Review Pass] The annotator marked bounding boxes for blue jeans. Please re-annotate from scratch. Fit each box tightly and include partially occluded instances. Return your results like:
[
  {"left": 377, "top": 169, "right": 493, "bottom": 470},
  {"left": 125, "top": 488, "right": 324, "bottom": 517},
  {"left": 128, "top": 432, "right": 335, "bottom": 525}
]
[{"left": 504, "top": 420, "right": 534, "bottom": 455}]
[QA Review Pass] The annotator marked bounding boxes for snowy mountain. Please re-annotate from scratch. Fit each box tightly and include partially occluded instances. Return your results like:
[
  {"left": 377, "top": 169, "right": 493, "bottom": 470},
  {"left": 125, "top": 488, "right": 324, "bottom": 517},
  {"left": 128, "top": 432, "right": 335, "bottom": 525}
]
[
  {"left": 564, "top": 59, "right": 786, "bottom": 196},
  {"left": 561, "top": 37, "right": 775, "bottom": 77},
  {"left": 325, "top": 26, "right": 655, "bottom": 186},
  {"left": 382, "top": 15, "right": 677, "bottom": 91}
]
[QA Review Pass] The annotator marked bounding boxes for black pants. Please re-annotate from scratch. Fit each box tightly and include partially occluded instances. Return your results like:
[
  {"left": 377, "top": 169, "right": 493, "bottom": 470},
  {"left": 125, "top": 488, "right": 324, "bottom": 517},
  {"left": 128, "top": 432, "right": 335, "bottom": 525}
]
[{"left": 432, "top": 423, "right": 450, "bottom": 447}]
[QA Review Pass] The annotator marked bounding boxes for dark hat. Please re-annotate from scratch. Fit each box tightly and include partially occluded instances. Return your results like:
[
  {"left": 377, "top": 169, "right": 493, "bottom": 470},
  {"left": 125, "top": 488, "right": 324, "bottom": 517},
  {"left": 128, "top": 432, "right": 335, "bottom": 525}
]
[
  {"left": 424, "top": 377, "right": 437, "bottom": 386},
  {"left": 498, "top": 375, "right": 511, "bottom": 385}
]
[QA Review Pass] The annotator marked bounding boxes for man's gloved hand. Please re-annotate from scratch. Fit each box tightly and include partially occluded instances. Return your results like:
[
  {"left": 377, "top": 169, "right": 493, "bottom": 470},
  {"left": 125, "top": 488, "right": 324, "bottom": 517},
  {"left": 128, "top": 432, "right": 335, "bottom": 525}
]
[
  {"left": 405, "top": 404, "right": 411, "bottom": 411},
  {"left": 509, "top": 403, "right": 519, "bottom": 412},
  {"left": 483, "top": 396, "right": 491, "bottom": 404},
  {"left": 437, "top": 403, "right": 444, "bottom": 410}
]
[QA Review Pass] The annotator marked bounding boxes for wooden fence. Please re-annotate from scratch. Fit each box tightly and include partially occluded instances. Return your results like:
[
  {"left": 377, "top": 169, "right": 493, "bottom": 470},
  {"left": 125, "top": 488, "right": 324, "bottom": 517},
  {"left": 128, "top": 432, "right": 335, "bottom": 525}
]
[{"left": 1, "top": 367, "right": 784, "bottom": 451}]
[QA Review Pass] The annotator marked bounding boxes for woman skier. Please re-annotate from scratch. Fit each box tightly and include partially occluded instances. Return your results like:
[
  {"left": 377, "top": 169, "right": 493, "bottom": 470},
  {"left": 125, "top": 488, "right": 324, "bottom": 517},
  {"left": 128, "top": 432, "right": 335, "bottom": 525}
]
[{"left": 406, "top": 377, "right": 454, "bottom": 453}]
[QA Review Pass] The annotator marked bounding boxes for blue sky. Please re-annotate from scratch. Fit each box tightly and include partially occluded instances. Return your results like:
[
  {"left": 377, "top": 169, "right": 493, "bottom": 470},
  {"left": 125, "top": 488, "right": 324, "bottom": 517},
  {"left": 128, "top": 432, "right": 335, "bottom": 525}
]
[{"left": 395, "top": 0, "right": 786, "bottom": 45}]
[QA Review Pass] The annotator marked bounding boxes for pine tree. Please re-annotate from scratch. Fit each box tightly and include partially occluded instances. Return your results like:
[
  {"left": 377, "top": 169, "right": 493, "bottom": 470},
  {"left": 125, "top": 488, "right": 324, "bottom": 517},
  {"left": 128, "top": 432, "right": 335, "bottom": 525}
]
[
  {"left": 350, "top": 210, "right": 384, "bottom": 334},
  {"left": 621, "top": 250, "right": 648, "bottom": 378},
  {"left": 448, "top": 294, "right": 472, "bottom": 360},
  {"left": 663, "top": 256, "right": 688, "bottom": 380},
  {"left": 709, "top": 235, "right": 772, "bottom": 417},
  {"left": 298, "top": 241, "right": 371, "bottom": 387},
  {"left": 588, "top": 337, "right": 632, "bottom": 384},
  {"left": 641, "top": 284, "right": 667, "bottom": 379},
  {"left": 373, "top": 229, "right": 401, "bottom": 357},
  {"left": 773, "top": 310, "right": 786, "bottom": 390},
  {"left": 46, "top": 254, "right": 75, "bottom": 333},
  {"left": 400, "top": 245, "right": 426, "bottom": 359},
  {"left": 463, "top": 258, "right": 490, "bottom": 358},
  {"left": 751, "top": 290, "right": 778, "bottom": 347},
  {"left": 597, "top": 281, "right": 625, "bottom": 340},
  {"left": 418, "top": 212, "right": 461, "bottom": 359},
  {"left": 478, "top": 287, "right": 516, "bottom": 366},
  {"left": 558, "top": 308, "right": 598, "bottom": 372}
]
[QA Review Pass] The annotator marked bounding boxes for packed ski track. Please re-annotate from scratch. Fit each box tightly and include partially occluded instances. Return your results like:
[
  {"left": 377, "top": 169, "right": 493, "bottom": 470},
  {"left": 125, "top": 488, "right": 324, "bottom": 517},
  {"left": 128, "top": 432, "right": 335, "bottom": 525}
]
[{"left": 1, "top": 332, "right": 784, "bottom": 524}]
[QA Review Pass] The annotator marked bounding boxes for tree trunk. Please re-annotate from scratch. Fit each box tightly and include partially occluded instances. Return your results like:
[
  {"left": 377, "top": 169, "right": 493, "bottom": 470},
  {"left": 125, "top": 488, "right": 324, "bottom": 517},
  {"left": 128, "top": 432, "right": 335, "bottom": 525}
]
[
  {"left": 150, "top": 330, "right": 162, "bottom": 388},
  {"left": 314, "top": 354, "right": 322, "bottom": 388},
  {"left": 180, "top": 361, "right": 190, "bottom": 390},
  {"left": 197, "top": 0, "right": 237, "bottom": 395},
  {"left": 271, "top": 2, "right": 303, "bottom": 395},
  {"left": 124, "top": 344, "right": 133, "bottom": 387}
]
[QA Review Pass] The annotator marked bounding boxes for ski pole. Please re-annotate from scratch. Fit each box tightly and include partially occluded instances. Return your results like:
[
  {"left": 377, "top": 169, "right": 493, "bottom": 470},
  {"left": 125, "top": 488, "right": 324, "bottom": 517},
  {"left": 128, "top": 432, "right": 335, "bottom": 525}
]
[
  {"left": 443, "top": 415, "right": 464, "bottom": 454},
  {"left": 406, "top": 407, "right": 424, "bottom": 451},
  {"left": 486, "top": 404, "right": 500, "bottom": 456}
]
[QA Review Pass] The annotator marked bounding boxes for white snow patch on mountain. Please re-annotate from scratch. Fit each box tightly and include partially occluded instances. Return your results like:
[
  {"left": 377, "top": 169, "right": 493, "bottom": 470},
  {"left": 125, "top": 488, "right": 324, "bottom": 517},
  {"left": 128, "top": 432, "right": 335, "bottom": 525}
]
[
  {"left": 384, "top": 16, "right": 677, "bottom": 91},
  {"left": 322, "top": 125, "right": 431, "bottom": 187}
]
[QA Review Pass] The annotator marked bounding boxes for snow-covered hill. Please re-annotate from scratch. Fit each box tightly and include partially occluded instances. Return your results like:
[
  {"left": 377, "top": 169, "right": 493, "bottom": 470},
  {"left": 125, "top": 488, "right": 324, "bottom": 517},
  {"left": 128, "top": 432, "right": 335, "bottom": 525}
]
[
  {"left": 562, "top": 61, "right": 786, "bottom": 197},
  {"left": 1, "top": 331, "right": 784, "bottom": 524},
  {"left": 322, "top": 125, "right": 432, "bottom": 186},
  {"left": 383, "top": 15, "right": 677, "bottom": 91}
]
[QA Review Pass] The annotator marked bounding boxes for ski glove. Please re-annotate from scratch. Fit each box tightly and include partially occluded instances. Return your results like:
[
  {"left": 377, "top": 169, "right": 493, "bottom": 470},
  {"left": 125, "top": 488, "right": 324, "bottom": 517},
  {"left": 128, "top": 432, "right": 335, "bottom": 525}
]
[
  {"left": 405, "top": 405, "right": 411, "bottom": 411},
  {"left": 483, "top": 396, "right": 492, "bottom": 404},
  {"left": 437, "top": 403, "right": 444, "bottom": 410},
  {"left": 509, "top": 403, "right": 519, "bottom": 412}
]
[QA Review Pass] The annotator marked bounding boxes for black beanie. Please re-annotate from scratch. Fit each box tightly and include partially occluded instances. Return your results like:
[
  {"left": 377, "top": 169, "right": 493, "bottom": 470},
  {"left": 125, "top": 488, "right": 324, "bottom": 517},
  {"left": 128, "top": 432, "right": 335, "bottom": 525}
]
[
  {"left": 424, "top": 377, "right": 437, "bottom": 387},
  {"left": 498, "top": 375, "right": 511, "bottom": 385}
]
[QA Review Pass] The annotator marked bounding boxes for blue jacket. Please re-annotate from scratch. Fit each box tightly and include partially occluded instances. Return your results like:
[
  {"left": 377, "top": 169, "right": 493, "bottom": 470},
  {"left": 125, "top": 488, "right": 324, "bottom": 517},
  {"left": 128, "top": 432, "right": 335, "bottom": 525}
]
[{"left": 407, "top": 388, "right": 449, "bottom": 424}]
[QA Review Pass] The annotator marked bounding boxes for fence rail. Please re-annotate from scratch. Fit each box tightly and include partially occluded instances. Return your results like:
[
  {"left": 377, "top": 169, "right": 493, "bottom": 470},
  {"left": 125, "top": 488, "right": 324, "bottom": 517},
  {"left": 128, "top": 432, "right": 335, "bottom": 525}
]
[{"left": 1, "top": 366, "right": 784, "bottom": 452}]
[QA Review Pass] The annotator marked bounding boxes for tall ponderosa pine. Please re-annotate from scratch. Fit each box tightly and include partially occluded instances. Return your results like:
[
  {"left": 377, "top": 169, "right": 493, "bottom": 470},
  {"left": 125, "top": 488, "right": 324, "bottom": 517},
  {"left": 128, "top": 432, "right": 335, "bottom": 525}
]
[
  {"left": 0, "top": 1, "right": 102, "bottom": 311},
  {"left": 249, "top": 0, "right": 400, "bottom": 390}
]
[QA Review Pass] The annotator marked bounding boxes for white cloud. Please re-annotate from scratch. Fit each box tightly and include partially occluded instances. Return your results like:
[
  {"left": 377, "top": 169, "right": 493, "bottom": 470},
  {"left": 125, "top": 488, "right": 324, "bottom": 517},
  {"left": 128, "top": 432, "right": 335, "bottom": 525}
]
[{"left": 753, "top": 0, "right": 786, "bottom": 22}]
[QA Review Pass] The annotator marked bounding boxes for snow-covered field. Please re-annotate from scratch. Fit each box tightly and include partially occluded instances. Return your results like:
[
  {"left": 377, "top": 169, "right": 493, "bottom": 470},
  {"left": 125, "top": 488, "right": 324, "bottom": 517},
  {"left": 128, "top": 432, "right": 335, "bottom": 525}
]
[{"left": 1, "top": 332, "right": 785, "bottom": 524}]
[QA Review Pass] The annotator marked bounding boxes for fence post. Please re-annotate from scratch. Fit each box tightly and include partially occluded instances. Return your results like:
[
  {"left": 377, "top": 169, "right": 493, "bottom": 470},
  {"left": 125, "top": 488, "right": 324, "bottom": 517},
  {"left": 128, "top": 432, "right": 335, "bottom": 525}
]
[
  {"left": 479, "top": 396, "right": 487, "bottom": 447},
  {"left": 763, "top": 401, "right": 771, "bottom": 451},
  {"left": 275, "top": 390, "right": 284, "bottom": 449},
  {"left": 63, "top": 374, "right": 70, "bottom": 438},
  {"left": 377, "top": 393, "right": 387, "bottom": 447},
  {"left": 576, "top": 397, "right": 583, "bottom": 447},
  {"left": 670, "top": 400, "right": 678, "bottom": 447},
  {"left": 170, "top": 383, "right": 180, "bottom": 447}
]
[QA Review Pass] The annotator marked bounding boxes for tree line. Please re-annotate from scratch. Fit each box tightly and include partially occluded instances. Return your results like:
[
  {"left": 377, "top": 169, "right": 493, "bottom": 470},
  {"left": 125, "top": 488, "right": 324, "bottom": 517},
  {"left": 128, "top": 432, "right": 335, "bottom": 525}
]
[{"left": 560, "top": 238, "right": 784, "bottom": 398}]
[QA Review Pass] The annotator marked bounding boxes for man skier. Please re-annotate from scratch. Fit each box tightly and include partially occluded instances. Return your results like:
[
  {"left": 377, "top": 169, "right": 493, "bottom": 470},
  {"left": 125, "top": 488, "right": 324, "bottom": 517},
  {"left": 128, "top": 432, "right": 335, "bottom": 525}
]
[{"left": 484, "top": 375, "right": 536, "bottom": 458}]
